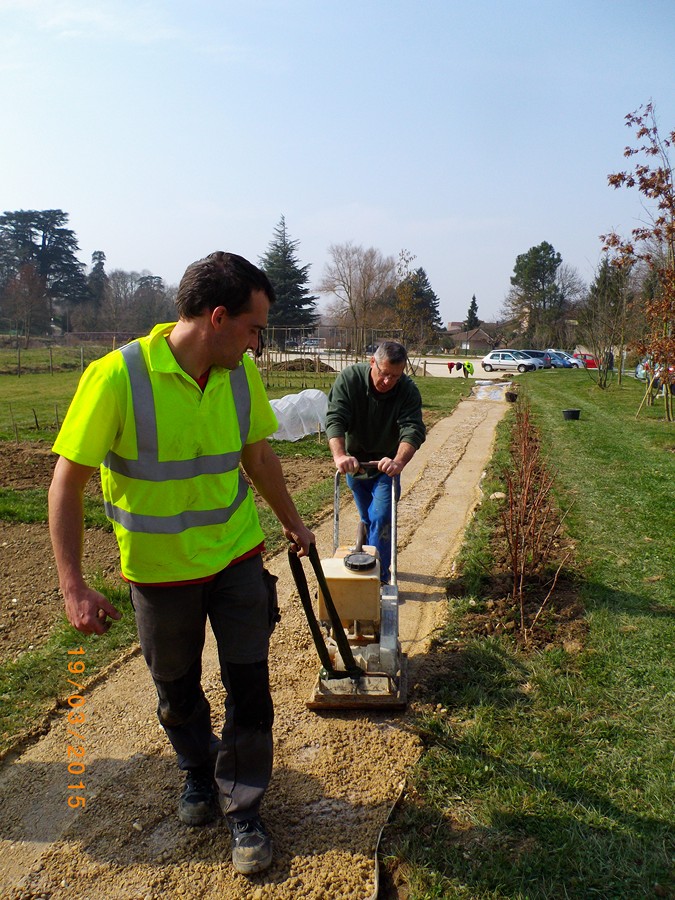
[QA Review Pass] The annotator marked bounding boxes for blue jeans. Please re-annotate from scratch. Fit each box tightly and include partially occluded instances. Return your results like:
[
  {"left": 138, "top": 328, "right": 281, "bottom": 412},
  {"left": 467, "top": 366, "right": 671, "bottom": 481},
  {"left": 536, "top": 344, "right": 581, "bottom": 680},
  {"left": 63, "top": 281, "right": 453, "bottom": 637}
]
[{"left": 346, "top": 472, "right": 400, "bottom": 582}]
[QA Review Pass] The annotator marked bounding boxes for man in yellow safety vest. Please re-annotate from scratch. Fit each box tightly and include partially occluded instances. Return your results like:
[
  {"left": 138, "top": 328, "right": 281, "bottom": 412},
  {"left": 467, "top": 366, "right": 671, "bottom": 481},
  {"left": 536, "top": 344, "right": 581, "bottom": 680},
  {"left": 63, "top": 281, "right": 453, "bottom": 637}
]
[{"left": 49, "top": 251, "right": 314, "bottom": 876}]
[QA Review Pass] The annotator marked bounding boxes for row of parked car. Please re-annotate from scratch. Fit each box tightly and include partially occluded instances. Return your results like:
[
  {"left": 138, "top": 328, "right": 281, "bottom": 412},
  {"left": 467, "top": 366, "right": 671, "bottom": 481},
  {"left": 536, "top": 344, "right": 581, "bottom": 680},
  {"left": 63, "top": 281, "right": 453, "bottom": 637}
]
[{"left": 480, "top": 348, "right": 590, "bottom": 373}]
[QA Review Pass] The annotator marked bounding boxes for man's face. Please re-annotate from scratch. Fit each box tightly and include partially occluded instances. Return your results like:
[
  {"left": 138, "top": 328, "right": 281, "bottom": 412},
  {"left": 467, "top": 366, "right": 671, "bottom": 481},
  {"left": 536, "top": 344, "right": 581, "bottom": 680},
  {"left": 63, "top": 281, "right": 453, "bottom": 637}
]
[
  {"left": 212, "top": 289, "right": 270, "bottom": 370},
  {"left": 369, "top": 356, "right": 405, "bottom": 393}
]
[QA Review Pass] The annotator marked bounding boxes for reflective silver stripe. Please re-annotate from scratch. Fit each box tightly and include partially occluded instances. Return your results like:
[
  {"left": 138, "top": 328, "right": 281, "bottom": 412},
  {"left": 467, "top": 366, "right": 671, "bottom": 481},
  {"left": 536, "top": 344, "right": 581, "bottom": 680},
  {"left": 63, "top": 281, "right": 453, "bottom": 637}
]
[
  {"left": 230, "top": 356, "right": 252, "bottom": 447},
  {"left": 104, "top": 472, "right": 251, "bottom": 534},
  {"left": 121, "top": 340, "right": 158, "bottom": 456},
  {"left": 104, "top": 341, "right": 251, "bottom": 482},
  {"left": 102, "top": 340, "right": 253, "bottom": 534},
  {"left": 105, "top": 447, "right": 243, "bottom": 481}
]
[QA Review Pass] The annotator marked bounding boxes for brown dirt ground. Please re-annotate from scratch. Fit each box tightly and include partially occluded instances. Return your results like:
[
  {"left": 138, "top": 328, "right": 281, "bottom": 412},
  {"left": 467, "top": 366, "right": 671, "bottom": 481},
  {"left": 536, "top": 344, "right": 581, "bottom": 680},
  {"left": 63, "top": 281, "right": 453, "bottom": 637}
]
[
  {"left": 1, "top": 387, "right": 586, "bottom": 900},
  {"left": 0, "top": 446, "right": 333, "bottom": 665}
]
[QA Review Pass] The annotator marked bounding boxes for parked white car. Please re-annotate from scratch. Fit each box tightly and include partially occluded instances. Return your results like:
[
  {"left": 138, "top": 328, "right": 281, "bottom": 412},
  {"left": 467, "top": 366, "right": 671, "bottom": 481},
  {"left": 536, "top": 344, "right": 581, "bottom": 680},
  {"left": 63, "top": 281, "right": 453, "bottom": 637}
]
[{"left": 481, "top": 350, "right": 539, "bottom": 373}]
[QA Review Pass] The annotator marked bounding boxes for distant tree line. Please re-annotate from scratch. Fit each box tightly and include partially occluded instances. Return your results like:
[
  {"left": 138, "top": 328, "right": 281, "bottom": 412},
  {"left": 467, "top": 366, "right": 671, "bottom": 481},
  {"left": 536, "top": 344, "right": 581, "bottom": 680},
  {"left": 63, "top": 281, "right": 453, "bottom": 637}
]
[
  {"left": 498, "top": 102, "right": 674, "bottom": 418},
  {"left": 498, "top": 236, "right": 653, "bottom": 380},
  {"left": 258, "top": 219, "right": 445, "bottom": 351},
  {"left": 0, "top": 209, "right": 174, "bottom": 346},
  {"left": 7, "top": 102, "right": 673, "bottom": 377},
  {"left": 0, "top": 209, "right": 447, "bottom": 353}
]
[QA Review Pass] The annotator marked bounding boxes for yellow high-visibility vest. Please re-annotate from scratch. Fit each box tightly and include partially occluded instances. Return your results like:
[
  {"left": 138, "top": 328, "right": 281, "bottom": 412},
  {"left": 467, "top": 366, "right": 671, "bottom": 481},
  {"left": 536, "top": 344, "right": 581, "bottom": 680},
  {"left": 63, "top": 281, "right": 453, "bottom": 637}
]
[{"left": 53, "top": 324, "right": 277, "bottom": 582}]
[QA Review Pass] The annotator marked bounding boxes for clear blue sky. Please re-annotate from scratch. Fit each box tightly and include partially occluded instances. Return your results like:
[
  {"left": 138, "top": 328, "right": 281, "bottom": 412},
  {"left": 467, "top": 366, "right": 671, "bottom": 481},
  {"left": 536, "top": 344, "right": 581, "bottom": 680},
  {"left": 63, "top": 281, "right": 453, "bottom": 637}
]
[{"left": 2, "top": 0, "right": 675, "bottom": 324}]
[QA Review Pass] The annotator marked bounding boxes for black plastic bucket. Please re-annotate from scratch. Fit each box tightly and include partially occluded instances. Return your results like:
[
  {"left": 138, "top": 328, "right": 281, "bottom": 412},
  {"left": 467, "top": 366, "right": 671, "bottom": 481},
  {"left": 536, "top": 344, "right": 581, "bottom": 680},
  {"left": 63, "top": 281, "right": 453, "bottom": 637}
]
[{"left": 562, "top": 409, "right": 581, "bottom": 421}]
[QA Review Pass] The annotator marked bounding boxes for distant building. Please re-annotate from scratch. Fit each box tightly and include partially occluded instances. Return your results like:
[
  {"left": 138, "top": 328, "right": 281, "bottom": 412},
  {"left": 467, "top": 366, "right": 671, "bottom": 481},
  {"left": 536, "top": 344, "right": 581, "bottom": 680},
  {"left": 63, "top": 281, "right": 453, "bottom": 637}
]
[{"left": 451, "top": 327, "right": 496, "bottom": 355}]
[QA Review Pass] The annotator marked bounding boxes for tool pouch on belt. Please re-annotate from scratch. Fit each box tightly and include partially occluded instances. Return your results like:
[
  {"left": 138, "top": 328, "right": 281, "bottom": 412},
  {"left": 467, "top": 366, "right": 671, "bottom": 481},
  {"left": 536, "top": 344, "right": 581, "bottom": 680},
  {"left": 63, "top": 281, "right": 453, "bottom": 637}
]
[{"left": 262, "top": 567, "right": 280, "bottom": 632}]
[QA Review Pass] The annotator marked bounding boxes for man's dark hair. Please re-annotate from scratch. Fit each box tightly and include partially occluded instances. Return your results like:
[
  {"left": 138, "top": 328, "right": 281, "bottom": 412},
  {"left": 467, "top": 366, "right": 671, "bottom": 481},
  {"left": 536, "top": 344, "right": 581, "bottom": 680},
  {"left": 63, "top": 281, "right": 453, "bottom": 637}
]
[
  {"left": 374, "top": 340, "right": 408, "bottom": 366},
  {"left": 175, "top": 251, "right": 276, "bottom": 319}
]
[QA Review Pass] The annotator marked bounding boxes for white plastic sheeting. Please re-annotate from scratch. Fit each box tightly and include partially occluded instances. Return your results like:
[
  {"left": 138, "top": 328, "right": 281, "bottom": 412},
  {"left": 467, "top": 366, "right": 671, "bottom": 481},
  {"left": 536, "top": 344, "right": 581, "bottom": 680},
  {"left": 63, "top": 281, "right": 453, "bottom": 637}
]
[{"left": 269, "top": 389, "right": 328, "bottom": 442}]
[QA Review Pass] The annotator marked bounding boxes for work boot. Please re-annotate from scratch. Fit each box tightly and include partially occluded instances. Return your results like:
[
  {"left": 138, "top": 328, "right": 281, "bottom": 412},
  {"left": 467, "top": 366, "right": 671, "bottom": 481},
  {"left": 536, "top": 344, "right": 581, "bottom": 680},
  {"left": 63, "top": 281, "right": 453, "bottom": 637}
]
[
  {"left": 178, "top": 765, "right": 218, "bottom": 825},
  {"left": 228, "top": 816, "right": 273, "bottom": 875}
]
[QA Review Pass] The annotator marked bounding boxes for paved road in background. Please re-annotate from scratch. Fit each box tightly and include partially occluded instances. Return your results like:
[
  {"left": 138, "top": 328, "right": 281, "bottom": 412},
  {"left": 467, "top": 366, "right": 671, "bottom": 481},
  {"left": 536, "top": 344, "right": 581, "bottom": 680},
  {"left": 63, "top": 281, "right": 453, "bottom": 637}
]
[{"left": 271, "top": 351, "right": 501, "bottom": 380}]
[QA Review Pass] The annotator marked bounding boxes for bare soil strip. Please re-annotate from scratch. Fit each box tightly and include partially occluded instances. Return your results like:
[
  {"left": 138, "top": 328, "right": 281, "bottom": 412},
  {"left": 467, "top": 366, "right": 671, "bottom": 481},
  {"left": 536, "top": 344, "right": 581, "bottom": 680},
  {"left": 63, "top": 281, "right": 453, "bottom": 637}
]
[{"left": 1, "top": 385, "right": 509, "bottom": 900}]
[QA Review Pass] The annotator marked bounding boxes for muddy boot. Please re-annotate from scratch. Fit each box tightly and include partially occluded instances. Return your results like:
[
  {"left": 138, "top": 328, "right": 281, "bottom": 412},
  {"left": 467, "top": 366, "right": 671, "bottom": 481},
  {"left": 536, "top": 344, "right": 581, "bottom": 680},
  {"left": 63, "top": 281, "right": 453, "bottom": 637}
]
[
  {"left": 178, "top": 765, "right": 218, "bottom": 825},
  {"left": 228, "top": 816, "right": 273, "bottom": 875}
]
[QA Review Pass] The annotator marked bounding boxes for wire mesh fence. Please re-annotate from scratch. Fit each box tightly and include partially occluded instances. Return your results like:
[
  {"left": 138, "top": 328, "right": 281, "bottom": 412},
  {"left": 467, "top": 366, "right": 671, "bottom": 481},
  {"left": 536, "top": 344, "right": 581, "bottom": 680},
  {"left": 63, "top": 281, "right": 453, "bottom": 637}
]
[{"left": 0, "top": 327, "right": 444, "bottom": 442}]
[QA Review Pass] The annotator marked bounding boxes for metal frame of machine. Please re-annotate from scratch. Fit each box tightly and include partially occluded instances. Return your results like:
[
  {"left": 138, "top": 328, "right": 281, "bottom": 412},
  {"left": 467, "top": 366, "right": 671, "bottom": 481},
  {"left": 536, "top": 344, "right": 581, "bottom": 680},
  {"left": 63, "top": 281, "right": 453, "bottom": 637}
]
[{"left": 289, "top": 470, "right": 407, "bottom": 711}]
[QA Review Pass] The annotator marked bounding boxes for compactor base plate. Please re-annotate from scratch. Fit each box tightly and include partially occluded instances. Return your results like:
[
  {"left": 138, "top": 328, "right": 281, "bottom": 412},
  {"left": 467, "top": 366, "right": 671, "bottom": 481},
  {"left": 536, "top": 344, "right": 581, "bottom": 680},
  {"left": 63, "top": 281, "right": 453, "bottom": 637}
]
[{"left": 306, "top": 657, "right": 408, "bottom": 711}]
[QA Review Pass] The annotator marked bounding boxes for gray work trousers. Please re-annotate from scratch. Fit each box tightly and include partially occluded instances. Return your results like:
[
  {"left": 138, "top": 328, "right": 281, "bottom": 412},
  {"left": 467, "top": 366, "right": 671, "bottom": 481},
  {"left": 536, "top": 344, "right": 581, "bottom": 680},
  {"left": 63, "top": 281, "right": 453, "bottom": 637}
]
[{"left": 129, "top": 553, "right": 279, "bottom": 821}]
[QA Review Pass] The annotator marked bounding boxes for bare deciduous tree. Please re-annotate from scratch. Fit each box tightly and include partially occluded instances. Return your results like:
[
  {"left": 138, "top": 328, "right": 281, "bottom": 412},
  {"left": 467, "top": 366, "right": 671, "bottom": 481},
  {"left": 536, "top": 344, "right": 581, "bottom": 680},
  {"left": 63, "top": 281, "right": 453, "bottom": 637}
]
[
  {"left": 576, "top": 255, "right": 631, "bottom": 389},
  {"left": 4, "top": 264, "right": 49, "bottom": 347},
  {"left": 317, "top": 242, "right": 395, "bottom": 349},
  {"left": 98, "top": 270, "right": 140, "bottom": 332}
]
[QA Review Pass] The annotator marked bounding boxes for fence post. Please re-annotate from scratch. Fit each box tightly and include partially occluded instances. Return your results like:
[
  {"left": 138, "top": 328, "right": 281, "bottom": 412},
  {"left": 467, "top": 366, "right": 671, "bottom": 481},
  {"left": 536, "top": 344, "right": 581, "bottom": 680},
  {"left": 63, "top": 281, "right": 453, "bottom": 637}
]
[
  {"left": 49, "top": 346, "right": 54, "bottom": 375},
  {"left": 9, "top": 403, "right": 19, "bottom": 443},
  {"left": 80, "top": 347, "right": 84, "bottom": 372}
]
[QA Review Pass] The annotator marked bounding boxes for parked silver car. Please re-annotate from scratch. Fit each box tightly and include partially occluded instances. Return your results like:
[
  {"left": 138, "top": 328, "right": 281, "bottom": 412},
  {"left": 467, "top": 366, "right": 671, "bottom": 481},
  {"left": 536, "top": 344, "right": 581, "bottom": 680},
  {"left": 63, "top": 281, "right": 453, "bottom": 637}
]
[
  {"left": 481, "top": 350, "right": 539, "bottom": 373},
  {"left": 548, "top": 349, "right": 583, "bottom": 368}
]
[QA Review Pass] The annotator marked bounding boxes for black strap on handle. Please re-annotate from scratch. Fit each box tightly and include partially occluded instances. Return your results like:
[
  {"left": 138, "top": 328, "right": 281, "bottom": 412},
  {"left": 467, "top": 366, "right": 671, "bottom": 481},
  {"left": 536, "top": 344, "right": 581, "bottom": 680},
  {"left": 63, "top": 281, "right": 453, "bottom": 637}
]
[
  {"left": 307, "top": 543, "right": 364, "bottom": 680},
  {"left": 287, "top": 545, "right": 364, "bottom": 682}
]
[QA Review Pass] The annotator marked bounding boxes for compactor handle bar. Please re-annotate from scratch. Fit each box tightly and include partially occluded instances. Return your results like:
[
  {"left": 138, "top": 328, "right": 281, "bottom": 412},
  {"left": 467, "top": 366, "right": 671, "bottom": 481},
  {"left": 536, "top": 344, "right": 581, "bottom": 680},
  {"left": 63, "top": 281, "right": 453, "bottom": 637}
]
[
  {"left": 332, "top": 463, "right": 399, "bottom": 586},
  {"left": 287, "top": 544, "right": 364, "bottom": 682}
]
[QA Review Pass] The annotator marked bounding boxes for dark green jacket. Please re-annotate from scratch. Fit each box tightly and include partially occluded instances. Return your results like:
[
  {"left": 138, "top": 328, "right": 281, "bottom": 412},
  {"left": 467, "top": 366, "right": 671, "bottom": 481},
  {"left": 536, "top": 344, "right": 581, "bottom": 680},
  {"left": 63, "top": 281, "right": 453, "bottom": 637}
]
[{"left": 325, "top": 363, "right": 426, "bottom": 475}]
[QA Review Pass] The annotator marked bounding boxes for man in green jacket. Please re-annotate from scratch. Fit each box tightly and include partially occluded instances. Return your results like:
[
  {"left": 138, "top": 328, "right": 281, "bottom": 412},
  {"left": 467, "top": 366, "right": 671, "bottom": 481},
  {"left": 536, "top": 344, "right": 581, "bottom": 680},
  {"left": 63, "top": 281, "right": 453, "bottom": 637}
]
[{"left": 325, "top": 341, "right": 426, "bottom": 583}]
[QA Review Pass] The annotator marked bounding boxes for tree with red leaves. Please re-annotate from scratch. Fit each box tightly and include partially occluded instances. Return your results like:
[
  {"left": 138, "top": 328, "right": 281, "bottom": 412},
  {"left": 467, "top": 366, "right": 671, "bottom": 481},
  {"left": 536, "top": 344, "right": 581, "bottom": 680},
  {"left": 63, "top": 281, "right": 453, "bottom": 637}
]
[{"left": 603, "top": 102, "right": 675, "bottom": 421}]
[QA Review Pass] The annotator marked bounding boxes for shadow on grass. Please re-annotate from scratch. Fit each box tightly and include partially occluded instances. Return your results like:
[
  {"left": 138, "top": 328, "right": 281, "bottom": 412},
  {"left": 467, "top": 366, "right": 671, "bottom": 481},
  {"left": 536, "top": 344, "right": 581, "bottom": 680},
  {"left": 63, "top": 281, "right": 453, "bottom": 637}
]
[
  {"left": 385, "top": 752, "right": 674, "bottom": 898},
  {"left": 385, "top": 755, "right": 674, "bottom": 893},
  {"left": 425, "top": 637, "right": 531, "bottom": 710},
  {"left": 380, "top": 606, "right": 675, "bottom": 898},
  {"left": 582, "top": 579, "right": 675, "bottom": 619}
]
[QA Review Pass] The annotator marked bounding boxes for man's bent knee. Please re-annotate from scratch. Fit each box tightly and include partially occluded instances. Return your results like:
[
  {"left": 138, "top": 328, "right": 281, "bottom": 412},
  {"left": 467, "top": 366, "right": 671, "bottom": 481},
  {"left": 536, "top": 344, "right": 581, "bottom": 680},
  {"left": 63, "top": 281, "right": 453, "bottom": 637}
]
[
  {"left": 157, "top": 692, "right": 208, "bottom": 728},
  {"left": 225, "top": 660, "right": 274, "bottom": 732}
]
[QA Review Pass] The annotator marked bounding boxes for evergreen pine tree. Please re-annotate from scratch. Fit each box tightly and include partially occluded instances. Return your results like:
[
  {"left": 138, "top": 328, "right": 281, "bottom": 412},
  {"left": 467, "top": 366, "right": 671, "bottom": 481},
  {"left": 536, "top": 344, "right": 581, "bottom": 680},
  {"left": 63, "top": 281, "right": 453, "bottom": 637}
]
[
  {"left": 87, "top": 250, "right": 108, "bottom": 308},
  {"left": 0, "top": 209, "right": 89, "bottom": 330},
  {"left": 412, "top": 267, "right": 443, "bottom": 330},
  {"left": 463, "top": 294, "right": 480, "bottom": 330},
  {"left": 394, "top": 266, "right": 443, "bottom": 346},
  {"left": 259, "top": 216, "right": 318, "bottom": 330}
]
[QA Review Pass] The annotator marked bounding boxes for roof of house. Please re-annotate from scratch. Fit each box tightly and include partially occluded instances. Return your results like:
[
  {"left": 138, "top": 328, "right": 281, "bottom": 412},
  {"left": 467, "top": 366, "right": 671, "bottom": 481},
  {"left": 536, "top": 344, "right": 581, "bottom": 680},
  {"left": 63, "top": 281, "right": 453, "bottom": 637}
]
[{"left": 452, "top": 327, "right": 494, "bottom": 343}]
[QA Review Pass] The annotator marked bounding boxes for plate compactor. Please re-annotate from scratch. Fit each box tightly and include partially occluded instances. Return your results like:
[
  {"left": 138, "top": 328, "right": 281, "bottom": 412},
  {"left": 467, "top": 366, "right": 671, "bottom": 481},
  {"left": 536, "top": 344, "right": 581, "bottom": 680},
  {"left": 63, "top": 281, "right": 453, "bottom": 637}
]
[{"left": 288, "top": 468, "right": 407, "bottom": 710}]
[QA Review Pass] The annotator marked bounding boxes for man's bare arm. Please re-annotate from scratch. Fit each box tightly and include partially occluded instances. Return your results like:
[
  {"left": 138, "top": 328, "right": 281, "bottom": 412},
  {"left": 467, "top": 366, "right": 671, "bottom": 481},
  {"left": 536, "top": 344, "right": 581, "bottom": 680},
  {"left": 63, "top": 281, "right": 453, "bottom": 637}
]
[
  {"left": 378, "top": 440, "right": 417, "bottom": 476},
  {"left": 241, "top": 440, "right": 314, "bottom": 556},
  {"left": 48, "top": 457, "right": 121, "bottom": 635}
]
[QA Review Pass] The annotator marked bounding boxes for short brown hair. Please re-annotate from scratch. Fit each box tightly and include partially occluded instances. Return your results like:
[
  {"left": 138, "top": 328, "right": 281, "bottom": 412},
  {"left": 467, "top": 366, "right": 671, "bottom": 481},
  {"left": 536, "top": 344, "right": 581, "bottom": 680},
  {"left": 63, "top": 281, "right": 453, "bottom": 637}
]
[{"left": 175, "top": 251, "right": 276, "bottom": 319}]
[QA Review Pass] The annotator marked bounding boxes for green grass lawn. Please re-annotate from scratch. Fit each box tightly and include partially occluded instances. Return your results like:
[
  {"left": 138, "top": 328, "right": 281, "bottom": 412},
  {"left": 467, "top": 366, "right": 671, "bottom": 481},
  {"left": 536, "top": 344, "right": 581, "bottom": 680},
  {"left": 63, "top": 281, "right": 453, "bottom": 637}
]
[
  {"left": 382, "top": 370, "right": 675, "bottom": 899},
  {"left": 1, "top": 371, "right": 84, "bottom": 440}
]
